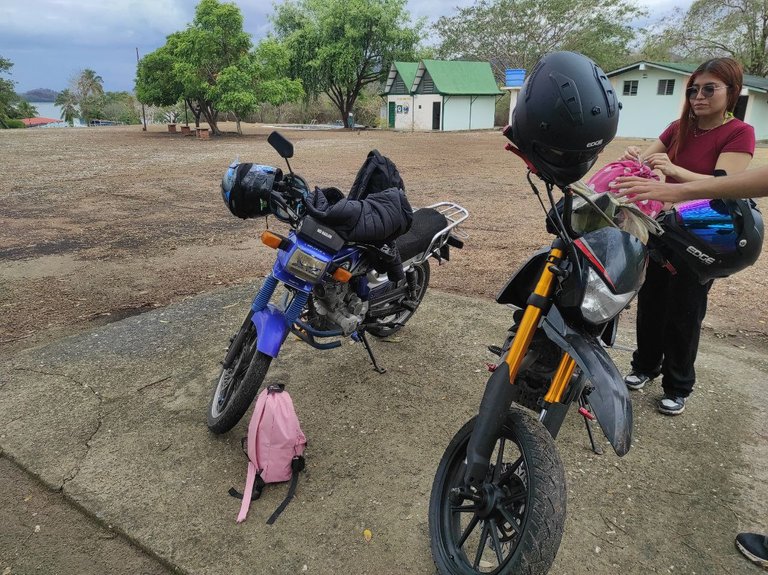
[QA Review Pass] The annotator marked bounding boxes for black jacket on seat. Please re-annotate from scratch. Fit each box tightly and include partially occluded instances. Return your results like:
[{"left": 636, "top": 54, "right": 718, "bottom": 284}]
[{"left": 304, "top": 186, "right": 413, "bottom": 245}]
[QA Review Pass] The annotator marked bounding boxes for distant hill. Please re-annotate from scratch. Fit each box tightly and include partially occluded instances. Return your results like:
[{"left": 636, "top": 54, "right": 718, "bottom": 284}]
[{"left": 21, "top": 89, "right": 59, "bottom": 102}]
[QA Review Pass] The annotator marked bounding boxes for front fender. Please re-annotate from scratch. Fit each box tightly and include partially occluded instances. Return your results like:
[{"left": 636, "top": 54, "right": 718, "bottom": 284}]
[
  {"left": 252, "top": 304, "right": 289, "bottom": 358},
  {"left": 542, "top": 307, "right": 633, "bottom": 456}
]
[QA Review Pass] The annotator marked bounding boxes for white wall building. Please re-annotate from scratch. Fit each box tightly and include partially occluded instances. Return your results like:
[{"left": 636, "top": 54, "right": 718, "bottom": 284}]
[
  {"left": 382, "top": 60, "right": 502, "bottom": 131},
  {"left": 607, "top": 61, "right": 768, "bottom": 141}
]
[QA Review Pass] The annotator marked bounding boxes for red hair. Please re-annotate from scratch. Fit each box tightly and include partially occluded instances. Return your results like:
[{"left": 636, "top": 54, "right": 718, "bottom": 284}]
[{"left": 668, "top": 58, "right": 744, "bottom": 160}]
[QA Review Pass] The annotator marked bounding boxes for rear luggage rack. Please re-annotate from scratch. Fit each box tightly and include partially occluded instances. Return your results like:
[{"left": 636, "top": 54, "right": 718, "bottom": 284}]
[{"left": 416, "top": 201, "right": 469, "bottom": 264}]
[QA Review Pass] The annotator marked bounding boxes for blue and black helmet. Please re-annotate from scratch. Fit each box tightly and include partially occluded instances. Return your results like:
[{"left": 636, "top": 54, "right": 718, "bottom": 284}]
[
  {"left": 221, "top": 160, "right": 282, "bottom": 219},
  {"left": 660, "top": 198, "right": 763, "bottom": 282}
]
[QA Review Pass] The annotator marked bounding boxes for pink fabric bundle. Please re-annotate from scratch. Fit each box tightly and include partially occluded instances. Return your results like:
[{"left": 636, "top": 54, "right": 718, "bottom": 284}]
[{"left": 586, "top": 160, "right": 664, "bottom": 218}]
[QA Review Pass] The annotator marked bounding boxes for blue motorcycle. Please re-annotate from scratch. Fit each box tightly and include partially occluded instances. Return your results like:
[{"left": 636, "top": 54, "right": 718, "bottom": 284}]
[{"left": 207, "top": 132, "right": 468, "bottom": 433}]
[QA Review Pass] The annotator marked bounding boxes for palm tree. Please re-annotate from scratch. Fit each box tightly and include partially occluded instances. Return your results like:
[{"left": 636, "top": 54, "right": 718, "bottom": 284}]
[
  {"left": 55, "top": 89, "right": 79, "bottom": 125},
  {"left": 77, "top": 69, "right": 104, "bottom": 99},
  {"left": 75, "top": 69, "right": 104, "bottom": 125},
  {"left": 14, "top": 100, "right": 38, "bottom": 119}
]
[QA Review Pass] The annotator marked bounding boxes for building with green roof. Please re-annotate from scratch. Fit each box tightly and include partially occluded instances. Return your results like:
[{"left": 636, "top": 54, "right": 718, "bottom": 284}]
[
  {"left": 607, "top": 61, "right": 768, "bottom": 140},
  {"left": 382, "top": 60, "right": 503, "bottom": 131}
]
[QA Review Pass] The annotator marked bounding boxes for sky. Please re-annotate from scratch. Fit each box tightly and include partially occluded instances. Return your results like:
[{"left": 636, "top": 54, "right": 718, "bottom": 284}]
[{"left": 0, "top": 0, "right": 693, "bottom": 95}]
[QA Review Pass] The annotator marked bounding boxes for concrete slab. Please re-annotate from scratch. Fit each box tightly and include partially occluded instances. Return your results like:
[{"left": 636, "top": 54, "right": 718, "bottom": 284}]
[{"left": 1, "top": 285, "right": 766, "bottom": 574}]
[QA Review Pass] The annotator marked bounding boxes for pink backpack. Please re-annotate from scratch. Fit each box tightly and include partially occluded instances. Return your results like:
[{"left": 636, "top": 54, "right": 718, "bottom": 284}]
[
  {"left": 586, "top": 160, "right": 664, "bottom": 218},
  {"left": 233, "top": 384, "right": 307, "bottom": 524}
]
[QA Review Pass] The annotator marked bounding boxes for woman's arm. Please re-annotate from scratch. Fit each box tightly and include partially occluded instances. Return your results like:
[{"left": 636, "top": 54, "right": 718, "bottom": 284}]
[
  {"left": 715, "top": 152, "right": 753, "bottom": 174},
  {"left": 610, "top": 167, "right": 768, "bottom": 202},
  {"left": 644, "top": 151, "right": 753, "bottom": 182}
]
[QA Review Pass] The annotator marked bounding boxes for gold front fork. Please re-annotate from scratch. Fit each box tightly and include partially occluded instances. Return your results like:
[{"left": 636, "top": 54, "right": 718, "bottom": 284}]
[
  {"left": 503, "top": 247, "right": 565, "bottom": 384},
  {"left": 544, "top": 353, "right": 577, "bottom": 404},
  {"left": 502, "top": 246, "right": 578, "bottom": 405}
]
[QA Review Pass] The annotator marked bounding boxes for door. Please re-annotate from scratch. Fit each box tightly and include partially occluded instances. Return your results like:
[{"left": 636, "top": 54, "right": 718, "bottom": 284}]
[
  {"left": 388, "top": 102, "right": 396, "bottom": 128},
  {"left": 432, "top": 102, "right": 441, "bottom": 130}
]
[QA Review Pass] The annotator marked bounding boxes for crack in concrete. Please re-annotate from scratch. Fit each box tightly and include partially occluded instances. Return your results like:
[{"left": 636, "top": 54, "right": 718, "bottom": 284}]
[
  {"left": 60, "top": 403, "right": 106, "bottom": 492},
  {"left": 12, "top": 366, "right": 103, "bottom": 400},
  {"left": 11, "top": 367, "right": 107, "bottom": 492}
]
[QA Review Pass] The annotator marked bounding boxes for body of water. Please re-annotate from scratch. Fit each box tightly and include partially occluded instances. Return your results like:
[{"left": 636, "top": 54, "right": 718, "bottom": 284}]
[{"left": 30, "top": 101, "right": 62, "bottom": 120}]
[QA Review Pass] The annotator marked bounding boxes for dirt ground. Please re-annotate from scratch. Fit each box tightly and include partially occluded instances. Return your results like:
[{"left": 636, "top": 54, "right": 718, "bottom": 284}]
[
  {"left": 1, "top": 124, "right": 766, "bottom": 356},
  {"left": 1, "top": 124, "right": 767, "bottom": 574}
]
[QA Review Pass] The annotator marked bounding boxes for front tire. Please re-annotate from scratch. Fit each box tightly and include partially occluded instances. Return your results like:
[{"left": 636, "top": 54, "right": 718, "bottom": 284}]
[
  {"left": 429, "top": 406, "right": 566, "bottom": 574},
  {"left": 368, "top": 260, "right": 430, "bottom": 338},
  {"left": 207, "top": 322, "right": 272, "bottom": 434}
]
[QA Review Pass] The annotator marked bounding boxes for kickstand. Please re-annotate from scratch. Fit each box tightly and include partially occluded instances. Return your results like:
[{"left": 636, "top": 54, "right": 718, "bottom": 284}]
[
  {"left": 358, "top": 331, "right": 387, "bottom": 374},
  {"left": 579, "top": 396, "right": 603, "bottom": 455}
]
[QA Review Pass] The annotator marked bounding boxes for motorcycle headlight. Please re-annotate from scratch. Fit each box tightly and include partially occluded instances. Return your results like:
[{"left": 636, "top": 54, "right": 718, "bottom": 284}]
[
  {"left": 580, "top": 267, "right": 636, "bottom": 324},
  {"left": 286, "top": 248, "right": 328, "bottom": 283}
]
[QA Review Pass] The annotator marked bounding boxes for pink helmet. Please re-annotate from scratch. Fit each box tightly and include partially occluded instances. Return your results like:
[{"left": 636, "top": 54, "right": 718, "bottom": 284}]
[{"left": 586, "top": 160, "right": 663, "bottom": 218}]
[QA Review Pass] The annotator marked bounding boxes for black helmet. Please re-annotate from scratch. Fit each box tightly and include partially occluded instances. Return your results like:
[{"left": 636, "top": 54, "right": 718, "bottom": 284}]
[
  {"left": 221, "top": 160, "right": 282, "bottom": 219},
  {"left": 507, "top": 51, "right": 619, "bottom": 187},
  {"left": 659, "top": 198, "right": 763, "bottom": 282}
]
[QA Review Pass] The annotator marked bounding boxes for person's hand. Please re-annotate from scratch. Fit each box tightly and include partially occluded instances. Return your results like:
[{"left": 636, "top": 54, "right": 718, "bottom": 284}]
[
  {"left": 619, "top": 146, "right": 642, "bottom": 162},
  {"left": 610, "top": 176, "right": 690, "bottom": 203},
  {"left": 643, "top": 152, "right": 680, "bottom": 179}
]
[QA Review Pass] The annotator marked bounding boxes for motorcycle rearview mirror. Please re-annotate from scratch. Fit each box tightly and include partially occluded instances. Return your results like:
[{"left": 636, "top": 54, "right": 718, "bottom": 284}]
[
  {"left": 268, "top": 131, "right": 293, "bottom": 158},
  {"left": 268, "top": 130, "right": 294, "bottom": 175}
]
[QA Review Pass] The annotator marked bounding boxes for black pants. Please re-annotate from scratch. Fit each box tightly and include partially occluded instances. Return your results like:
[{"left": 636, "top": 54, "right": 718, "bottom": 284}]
[{"left": 631, "top": 255, "right": 713, "bottom": 398}]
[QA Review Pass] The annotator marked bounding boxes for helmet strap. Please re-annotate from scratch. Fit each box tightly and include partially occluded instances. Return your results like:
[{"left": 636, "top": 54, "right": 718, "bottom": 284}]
[
  {"left": 649, "top": 248, "right": 678, "bottom": 275},
  {"left": 505, "top": 143, "right": 539, "bottom": 174}
]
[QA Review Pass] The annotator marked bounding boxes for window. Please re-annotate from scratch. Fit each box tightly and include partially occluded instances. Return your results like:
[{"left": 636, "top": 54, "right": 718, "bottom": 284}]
[
  {"left": 657, "top": 79, "right": 675, "bottom": 95},
  {"left": 623, "top": 80, "right": 638, "bottom": 96}
]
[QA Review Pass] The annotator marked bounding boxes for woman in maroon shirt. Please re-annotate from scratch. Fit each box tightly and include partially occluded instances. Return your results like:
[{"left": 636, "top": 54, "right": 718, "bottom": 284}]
[{"left": 620, "top": 58, "right": 755, "bottom": 415}]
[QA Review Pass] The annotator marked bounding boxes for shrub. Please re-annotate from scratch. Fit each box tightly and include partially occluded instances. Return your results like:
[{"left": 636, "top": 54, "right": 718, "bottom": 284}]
[{"left": 3, "top": 118, "right": 26, "bottom": 129}]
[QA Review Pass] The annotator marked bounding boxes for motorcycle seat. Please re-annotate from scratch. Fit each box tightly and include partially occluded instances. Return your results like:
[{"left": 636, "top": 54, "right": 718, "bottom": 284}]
[{"left": 396, "top": 208, "right": 449, "bottom": 262}]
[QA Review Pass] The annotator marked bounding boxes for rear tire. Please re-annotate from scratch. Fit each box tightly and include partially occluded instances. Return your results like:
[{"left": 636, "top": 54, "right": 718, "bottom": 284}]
[
  {"left": 368, "top": 260, "right": 430, "bottom": 338},
  {"left": 207, "top": 322, "right": 272, "bottom": 434},
  {"left": 429, "top": 406, "right": 566, "bottom": 574}
]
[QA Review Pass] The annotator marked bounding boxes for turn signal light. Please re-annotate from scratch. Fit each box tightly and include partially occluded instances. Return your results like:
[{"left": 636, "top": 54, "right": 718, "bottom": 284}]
[
  {"left": 332, "top": 267, "right": 352, "bottom": 283},
  {"left": 261, "top": 231, "right": 283, "bottom": 249}
]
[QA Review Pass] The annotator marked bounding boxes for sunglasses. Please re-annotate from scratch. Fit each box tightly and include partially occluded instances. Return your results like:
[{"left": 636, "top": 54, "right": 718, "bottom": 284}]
[{"left": 686, "top": 84, "right": 730, "bottom": 99}]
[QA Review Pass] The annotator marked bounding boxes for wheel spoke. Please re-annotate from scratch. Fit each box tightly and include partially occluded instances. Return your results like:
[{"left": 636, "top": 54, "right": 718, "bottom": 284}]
[
  {"left": 493, "top": 437, "right": 507, "bottom": 481},
  {"left": 502, "top": 455, "right": 523, "bottom": 480},
  {"left": 472, "top": 521, "right": 490, "bottom": 570},
  {"left": 488, "top": 518, "right": 505, "bottom": 566},
  {"left": 457, "top": 512, "right": 480, "bottom": 548},
  {"left": 498, "top": 506, "right": 522, "bottom": 536},
  {"left": 501, "top": 485, "right": 527, "bottom": 505},
  {"left": 451, "top": 504, "right": 478, "bottom": 513}
]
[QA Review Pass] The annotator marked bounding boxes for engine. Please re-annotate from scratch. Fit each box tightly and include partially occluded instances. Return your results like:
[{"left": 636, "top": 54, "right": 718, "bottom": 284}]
[{"left": 311, "top": 280, "right": 369, "bottom": 336}]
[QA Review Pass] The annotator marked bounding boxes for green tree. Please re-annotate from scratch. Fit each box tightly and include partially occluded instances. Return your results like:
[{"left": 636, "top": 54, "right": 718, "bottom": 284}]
[
  {"left": 101, "top": 91, "right": 140, "bottom": 124},
  {"left": 55, "top": 89, "right": 79, "bottom": 125},
  {"left": 172, "top": 0, "right": 253, "bottom": 134},
  {"left": 136, "top": 0, "right": 253, "bottom": 134},
  {"left": 135, "top": 42, "right": 184, "bottom": 108},
  {"left": 14, "top": 100, "right": 38, "bottom": 119},
  {"left": 0, "top": 56, "right": 38, "bottom": 125},
  {"left": 212, "top": 41, "right": 304, "bottom": 134},
  {"left": 136, "top": 0, "right": 304, "bottom": 134},
  {"left": 433, "top": 0, "right": 646, "bottom": 79},
  {"left": 274, "top": 0, "right": 422, "bottom": 125},
  {"left": 73, "top": 68, "right": 105, "bottom": 124},
  {"left": 643, "top": 0, "right": 768, "bottom": 75},
  {"left": 0, "top": 55, "right": 19, "bottom": 128},
  {"left": 135, "top": 37, "right": 202, "bottom": 125}
]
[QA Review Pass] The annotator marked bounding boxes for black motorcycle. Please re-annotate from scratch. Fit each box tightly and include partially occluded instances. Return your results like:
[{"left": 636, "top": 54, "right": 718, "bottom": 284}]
[{"left": 428, "top": 127, "right": 651, "bottom": 574}]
